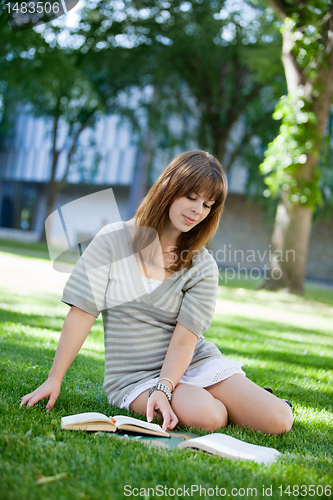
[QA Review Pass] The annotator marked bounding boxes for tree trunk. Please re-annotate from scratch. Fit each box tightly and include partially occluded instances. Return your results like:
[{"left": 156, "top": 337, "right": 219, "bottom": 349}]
[
  {"left": 40, "top": 179, "right": 59, "bottom": 243},
  {"left": 127, "top": 129, "right": 154, "bottom": 218},
  {"left": 213, "top": 130, "right": 229, "bottom": 165},
  {"left": 260, "top": 150, "right": 319, "bottom": 294},
  {"left": 260, "top": 192, "right": 313, "bottom": 294},
  {"left": 259, "top": 0, "right": 333, "bottom": 295},
  {"left": 128, "top": 88, "right": 157, "bottom": 218},
  {"left": 40, "top": 108, "right": 60, "bottom": 243},
  {"left": 261, "top": 104, "right": 333, "bottom": 295}
]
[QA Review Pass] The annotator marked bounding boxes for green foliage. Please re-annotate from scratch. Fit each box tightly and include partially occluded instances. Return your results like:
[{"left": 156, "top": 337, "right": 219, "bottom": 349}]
[
  {"left": 282, "top": 3, "right": 332, "bottom": 81},
  {"left": 75, "top": 0, "right": 285, "bottom": 165},
  {"left": 259, "top": 1, "right": 333, "bottom": 212},
  {"left": 239, "top": 83, "right": 285, "bottom": 216},
  {"left": 0, "top": 6, "right": 107, "bottom": 187},
  {"left": 0, "top": 4, "right": 47, "bottom": 141},
  {"left": 1, "top": 0, "right": 286, "bottom": 198},
  {"left": 260, "top": 90, "right": 322, "bottom": 209}
]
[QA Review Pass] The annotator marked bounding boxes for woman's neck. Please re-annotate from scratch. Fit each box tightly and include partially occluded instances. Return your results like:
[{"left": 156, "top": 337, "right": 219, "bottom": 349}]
[
  {"left": 160, "top": 220, "right": 181, "bottom": 251},
  {"left": 127, "top": 216, "right": 180, "bottom": 252}
]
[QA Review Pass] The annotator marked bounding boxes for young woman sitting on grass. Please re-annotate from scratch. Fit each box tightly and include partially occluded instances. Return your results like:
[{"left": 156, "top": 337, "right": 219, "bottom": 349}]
[{"left": 20, "top": 150, "right": 293, "bottom": 435}]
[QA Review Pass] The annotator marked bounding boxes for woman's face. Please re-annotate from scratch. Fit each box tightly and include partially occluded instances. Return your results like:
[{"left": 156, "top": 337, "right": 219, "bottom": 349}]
[{"left": 168, "top": 191, "right": 215, "bottom": 233}]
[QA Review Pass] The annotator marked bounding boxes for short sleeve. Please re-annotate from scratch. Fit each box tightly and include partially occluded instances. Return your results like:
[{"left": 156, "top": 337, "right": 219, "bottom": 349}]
[
  {"left": 176, "top": 255, "right": 219, "bottom": 338},
  {"left": 61, "top": 225, "right": 116, "bottom": 317}
]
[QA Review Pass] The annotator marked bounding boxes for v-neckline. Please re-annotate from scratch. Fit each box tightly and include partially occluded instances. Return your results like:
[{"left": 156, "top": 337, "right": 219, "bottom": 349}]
[{"left": 121, "top": 221, "right": 185, "bottom": 305}]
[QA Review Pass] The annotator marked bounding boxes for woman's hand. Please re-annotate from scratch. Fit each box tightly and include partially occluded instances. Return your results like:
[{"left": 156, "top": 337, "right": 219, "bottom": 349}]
[
  {"left": 19, "top": 306, "right": 96, "bottom": 413},
  {"left": 146, "top": 390, "right": 178, "bottom": 431},
  {"left": 20, "top": 377, "right": 61, "bottom": 412}
]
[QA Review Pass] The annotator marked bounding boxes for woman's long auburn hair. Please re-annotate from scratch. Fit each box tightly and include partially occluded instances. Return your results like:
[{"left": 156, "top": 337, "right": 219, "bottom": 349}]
[{"left": 131, "top": 150, "right": 228, "bottom": 272}]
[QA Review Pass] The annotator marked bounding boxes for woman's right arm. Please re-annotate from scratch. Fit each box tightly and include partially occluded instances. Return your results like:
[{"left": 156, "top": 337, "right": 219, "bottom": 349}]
[{"left": 20, "top": 305, "right": 96, "bottom": 411}]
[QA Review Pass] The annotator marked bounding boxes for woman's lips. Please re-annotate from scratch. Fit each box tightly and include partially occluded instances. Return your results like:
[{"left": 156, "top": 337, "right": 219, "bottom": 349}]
[{"left": 183, "top": 215, "right": 195, "bottom": 224}]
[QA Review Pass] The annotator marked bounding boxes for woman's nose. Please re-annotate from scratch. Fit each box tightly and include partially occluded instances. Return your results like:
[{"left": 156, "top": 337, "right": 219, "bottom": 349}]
[{"left": 192, "top": 200, "right": 203, "bottom": 215}]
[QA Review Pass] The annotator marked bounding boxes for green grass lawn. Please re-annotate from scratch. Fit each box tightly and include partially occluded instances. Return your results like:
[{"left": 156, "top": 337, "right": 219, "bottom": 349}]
[{"left": 0, "top": 246, "right": 333, "bottom": 500}]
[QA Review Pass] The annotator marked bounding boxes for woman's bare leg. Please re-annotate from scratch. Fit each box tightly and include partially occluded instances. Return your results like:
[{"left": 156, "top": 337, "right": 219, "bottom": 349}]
[
  {"left": 206, "top": 374, "right": 293, "bottom": 434},
  {"left": 130, "top": 383, "right": 228, "bottom": 431},
  {"left": 129, "top": 376, "right": 293, "bottom": 434}
]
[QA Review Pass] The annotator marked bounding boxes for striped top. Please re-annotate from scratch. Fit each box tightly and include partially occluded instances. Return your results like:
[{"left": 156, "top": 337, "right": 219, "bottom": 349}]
[
  {"left": 62, "top": 221, "right": 222, "bottom": 407},
  {"left": 141, "top": 276, "right": 163, "bottom": 294}
]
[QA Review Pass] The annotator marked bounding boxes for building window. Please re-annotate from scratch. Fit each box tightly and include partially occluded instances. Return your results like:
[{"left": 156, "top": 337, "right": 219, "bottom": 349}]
[{"left": 0, "top": 182, "right": 39, "bottom": 231}]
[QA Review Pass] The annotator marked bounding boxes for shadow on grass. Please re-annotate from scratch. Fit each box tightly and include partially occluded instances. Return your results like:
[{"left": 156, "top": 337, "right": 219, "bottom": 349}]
[
  {"left": 2, "top": 294, "right": 332, "bottom": 438},
  {"left": 0, "top": 335, "right": 153, "bottom": 425},
  {"left": 2, "top": 328, "right": 332, "bottom": 416},
  {"left": 212, "top": 313, "right": 333, "bottom": 339},
  {"left": 229, "top": 356, "right": 333, "bottom": 412},
  {"left": 218, "top": 292, "right": 333, "bottom": 311},
  {"left": 0, "top": 336, "right": 107, "bottom": 412},
  {"left": 3, "top": 350, "right": 332, "bottom": 461},
  {"left": 212, "top": 339, "right": 333, "bottom": 373},
  {"left": 0, "top": 307, "right": 66, "bottom": 332},
  {"left": 211, "top": 313, "right": 333, "bottom": 343},
  {"left": 242, "top": 365, "right": 333, "bottom": 412},
  {"left": 1, "top": 334, "right": 333, "bottom": 492}
]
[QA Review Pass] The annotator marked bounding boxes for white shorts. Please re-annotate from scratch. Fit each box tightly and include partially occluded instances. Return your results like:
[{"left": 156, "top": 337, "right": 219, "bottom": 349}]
[{"left": 119, "top": 356, "right": 245, "bottom": 410}]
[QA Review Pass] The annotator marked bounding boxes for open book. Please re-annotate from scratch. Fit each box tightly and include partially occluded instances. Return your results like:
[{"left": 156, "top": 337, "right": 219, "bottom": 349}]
[
  {"left": 61, "top": 413, "right": 281, "bottom": 464},
  {"left": 176, "top": 433, "right": 281, "bottom": 464},
  {"left": 61, "top": 412, "right": 170, "bottom": 437},
  {"left": 127, "top": 433, "right": 280, "bottom": 464}
]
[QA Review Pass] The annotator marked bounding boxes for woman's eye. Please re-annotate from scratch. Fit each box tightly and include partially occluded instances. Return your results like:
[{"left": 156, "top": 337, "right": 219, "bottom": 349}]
[{"left": 188, "top": 196, "right": 211, "bottom": 208}]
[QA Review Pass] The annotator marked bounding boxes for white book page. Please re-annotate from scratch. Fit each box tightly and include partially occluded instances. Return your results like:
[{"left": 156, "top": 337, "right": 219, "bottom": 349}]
[
  {"left": 112, "top": 415, "right": 168, "bottom": 434},
  {"left": 178, "top": 433, "right": 281, "bottom": 464},
  {"left": 62, "top": 412, "right": 111, "bottom": 426}
]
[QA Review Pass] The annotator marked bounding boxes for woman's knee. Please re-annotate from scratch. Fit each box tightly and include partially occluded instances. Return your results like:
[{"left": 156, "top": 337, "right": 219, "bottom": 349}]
[
  {"left": 266, "top": 401, "right": 293, "bottom": 435},
  {"left": 172, "top": 385, "right": 228, "bottom": 431},
  {"left": 176, "top": 403, "right": 228, "bottom": 431},
  {"left": 200, "top": 400, "right": 228, "bottom": 431}
]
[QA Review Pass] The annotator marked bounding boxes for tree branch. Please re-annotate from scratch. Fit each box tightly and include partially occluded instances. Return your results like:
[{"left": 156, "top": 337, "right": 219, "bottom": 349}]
[
  {"left": 266, "top": 0, "right": 289, "bottom": 22},
  {"left": 50, "top": 96, "right": 61, "bottom": 185},
  {"left": 58, "top": 113, "right": 95, "bottom": 189},
  {"left": 308, "top": 5, "right": 333, "bottom": 74}
]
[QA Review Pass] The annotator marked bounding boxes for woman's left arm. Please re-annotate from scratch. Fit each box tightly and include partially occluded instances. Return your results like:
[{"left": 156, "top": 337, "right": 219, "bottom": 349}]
[
  {"left": 146, "top": 322, "right": 198, "bottom": 430},
  {"left": 147, "top": 256, "right": 219, "bottom": 430}
]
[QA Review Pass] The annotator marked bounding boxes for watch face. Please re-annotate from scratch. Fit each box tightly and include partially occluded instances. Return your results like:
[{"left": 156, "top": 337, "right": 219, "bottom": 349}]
[{"left": 6, "top": 0, "right": 80, "bottom": 33}]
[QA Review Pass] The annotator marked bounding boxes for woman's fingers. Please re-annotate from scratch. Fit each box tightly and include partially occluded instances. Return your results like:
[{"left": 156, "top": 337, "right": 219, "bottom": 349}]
[
  {"left": 20, "top": 389, "right": 46, "bottom": 408},
  {"left": 20, "top": 378, "right": 61, "bottom": 410},
  {"left": 146, "top": 391, "right": 178, "bottom": 431},
  {"left": 20, "top": 393, "right": 33, "bottom": 407},
  {"left": 168, "top": 409, "right": 178, "bottom": 430},
  {"left": 46, "top": 388, "right": 60, "bottom": 412},
  {"left": 159, "top": 402, "right": 171, "bottom": 431},
  {"left": 146, "top": 396, "right": 156, "bottom": 423}
]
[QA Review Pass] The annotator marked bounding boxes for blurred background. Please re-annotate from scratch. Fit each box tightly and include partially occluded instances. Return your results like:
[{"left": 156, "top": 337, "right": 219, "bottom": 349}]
[{"left": 0, "top": 0, "right": 332, "bottom": 293}]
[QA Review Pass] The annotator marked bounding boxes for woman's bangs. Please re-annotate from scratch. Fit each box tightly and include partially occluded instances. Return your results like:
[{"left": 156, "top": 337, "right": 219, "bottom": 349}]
[{"left": 190, "top": 171, "right": 224, "bottom": 203}]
